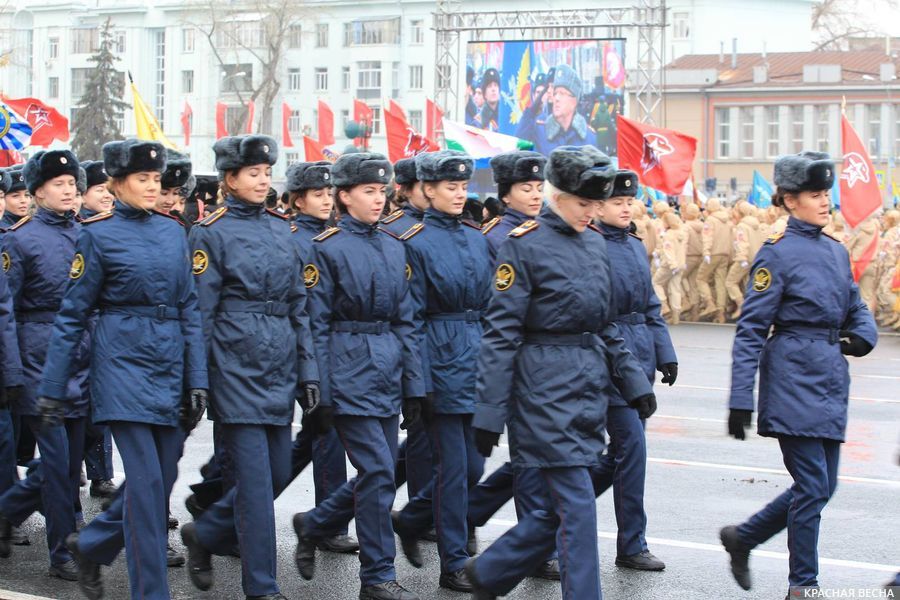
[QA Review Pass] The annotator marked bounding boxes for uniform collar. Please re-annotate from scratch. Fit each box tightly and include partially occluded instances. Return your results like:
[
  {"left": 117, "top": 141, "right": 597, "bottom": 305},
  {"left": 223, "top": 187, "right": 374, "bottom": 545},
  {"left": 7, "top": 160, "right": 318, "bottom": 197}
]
[
  {"left": 403, "top": 204, "right": 425, "bottom": 220},
  {"left": 339, "top": 214, "right": 378, "bottom": 235},
  {"left": 538, "top": 206, "right": 577, "bottom": 235},
  {"left": 295, "top": 213, "right": 327, "bottom": 229},
  {"left": 35, "top": 206, "right": 77, "bottom": 226},
  {"left": 425, "top": 207, "right": 462, "bottom": 229},
  {"left": 503, "top": 207, "right": 530, "bottom": 226},
  {"left": 79, "top": 207, "right": 98, "bottom": 220},
  {"left": 597, "top": 221, "right": 629, "bottom": 240},
  {"left": 786, "top": 215, "right": 823, "bottom": 238},
  {"left": 225, "top": 195, "right": 266, "bottom": 217},
  {"left": 114, "top": 199, "right": 152, "bottom": 220}
]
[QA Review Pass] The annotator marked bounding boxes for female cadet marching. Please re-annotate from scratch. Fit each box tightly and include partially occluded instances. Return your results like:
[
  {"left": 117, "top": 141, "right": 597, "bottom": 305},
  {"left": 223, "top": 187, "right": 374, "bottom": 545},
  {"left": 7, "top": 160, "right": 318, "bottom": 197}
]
[
  {"left": 78, "top": 161, "right": 114, "bottom": 220},
  {"left": 721, "top": 151, "right": 877, "bottom": 597},
  {"left": 466, "top": 146, "right": 655, "bottom": 600},
  {"left": 391, "top": 150, "right": 492, "bottom": 593},
  {"left": 481, "top": 150, "right": 545, "bottom": 262},
  {"left": 0, "top": 150, "right": 91, "bottom": 581},
  {"left": 0, "top": 168, "right": 29, "bottom": 229},
  {"left": 290, "top": 152, "right": 425, "bottom": 600},
  {"left": 591, "top": 169, "right": 677, "bottom": 572},
  {"left": 179, "top": 134, "right": 318, "bottom": 600},
  {"left": 36, "top": 139, "right": 207, "bottom": 600}
]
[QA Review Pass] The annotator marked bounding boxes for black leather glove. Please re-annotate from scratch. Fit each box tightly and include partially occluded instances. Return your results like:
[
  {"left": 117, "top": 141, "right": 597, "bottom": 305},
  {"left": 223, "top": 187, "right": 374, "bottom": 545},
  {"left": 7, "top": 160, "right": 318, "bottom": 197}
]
[
  {"left": 2, "top": 386, "right": 22, "bottom": 410},
  {"left": 421, "top": 392, "right": 435, "bottom": 425},
  {"left": 180, "top": 388, "right": 208, "bottom": 432},
  {"left": 298, "top": 382, "right": 321, "bottom": 415},
  {"left": 728, "top": 409, "right": 752, "bottom": 440},
  {"left": 839, "top": 330, "right": 873, "bottom": 357},
  {"left": 36, "top": 396, "right": 65, "bottom": 430},
  {"left": 312, "top": 405, "right": 334, "bottom": 434},
  {"left": 628, "top": 393, "right": 657, "bottom": 419},
  {"left": 0, "top": 388, "right": 6, "bottom": 410},
  {"left": 659, "top": 363, "right": 678, "bottom": 386},
  {"left": 474, "top": 428, "right": 501, "bottom": 458},
  {"left": 400, "top": 397, "right": 423, "bottom": 430}
]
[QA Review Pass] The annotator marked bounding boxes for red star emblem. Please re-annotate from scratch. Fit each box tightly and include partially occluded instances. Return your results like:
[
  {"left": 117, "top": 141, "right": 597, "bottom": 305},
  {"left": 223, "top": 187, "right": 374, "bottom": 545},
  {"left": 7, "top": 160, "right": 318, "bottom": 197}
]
[{"left": 25, "top": 104, "right": 51, "bottom": 131}]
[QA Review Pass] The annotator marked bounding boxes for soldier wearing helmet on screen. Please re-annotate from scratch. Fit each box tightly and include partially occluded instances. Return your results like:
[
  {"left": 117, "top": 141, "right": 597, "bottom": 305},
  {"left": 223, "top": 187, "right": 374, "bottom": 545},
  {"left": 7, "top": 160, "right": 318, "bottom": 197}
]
[{"left": 515, "top": 64, "right": 596, "bottom": 156}]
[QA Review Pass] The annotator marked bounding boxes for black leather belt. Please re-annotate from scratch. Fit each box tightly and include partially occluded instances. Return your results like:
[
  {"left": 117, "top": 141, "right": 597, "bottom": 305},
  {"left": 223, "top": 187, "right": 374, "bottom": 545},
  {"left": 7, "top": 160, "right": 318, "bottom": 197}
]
[
  {"left": 773, "top": 324, "right": 840, "bottom": 344},
  {"left": 428, "top": 310, "right": 482, "bottom": 322},
  {"left": 218, "top": 300, "right": 289, "bottom": 317},
  {"left": 100, "top": 305, "right": 180, "bottom": 320},
  {"left": 523, "top": 332, "right": 601, "bottom": 348},
  {"left": 331, "top": 320, "right": 390, "bottom": 334}
]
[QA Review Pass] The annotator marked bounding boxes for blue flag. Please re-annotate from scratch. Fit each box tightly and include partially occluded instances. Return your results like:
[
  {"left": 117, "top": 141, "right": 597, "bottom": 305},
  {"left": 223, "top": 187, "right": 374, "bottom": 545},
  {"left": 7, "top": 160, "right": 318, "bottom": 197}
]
[
  {"left": 830, "top": 170, "right": 840, "bottom": 209},
  {"left": 748, "top": 170, "right": 774, "bottom": 208}
]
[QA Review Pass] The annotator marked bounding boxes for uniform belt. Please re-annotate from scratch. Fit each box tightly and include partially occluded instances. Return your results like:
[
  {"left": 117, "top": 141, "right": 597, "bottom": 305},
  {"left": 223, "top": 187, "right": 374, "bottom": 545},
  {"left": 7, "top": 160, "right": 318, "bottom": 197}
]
[
  {"left": 15, "top": 310, "right": 57, "bottom": 323},
  {"left": 100, "top": 305, "right": 180, "bottom": 320},
  {"left": 218, "top": 300, "right": 290, "bottom": 317},
  {"left": 523, "top": 332, "right": 601, "bottom": 348},
  {"left": 773, "top": 324, "right": 840, "bottom": 344},
  {"left": 331, "top": 320, "right": 390, "bottom": 334},
  {"left": 613, "top": 313, "right": 646, "bottom": 325},
  {"left": 428, "top": 310, "right": 482, "bottom": 322}
]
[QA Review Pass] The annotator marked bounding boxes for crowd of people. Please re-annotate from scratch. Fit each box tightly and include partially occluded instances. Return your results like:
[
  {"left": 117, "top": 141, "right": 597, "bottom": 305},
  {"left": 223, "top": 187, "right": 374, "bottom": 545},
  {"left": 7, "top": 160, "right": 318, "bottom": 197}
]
[{"left": 0, "top": 136, "right": 886, "bottom": 600}]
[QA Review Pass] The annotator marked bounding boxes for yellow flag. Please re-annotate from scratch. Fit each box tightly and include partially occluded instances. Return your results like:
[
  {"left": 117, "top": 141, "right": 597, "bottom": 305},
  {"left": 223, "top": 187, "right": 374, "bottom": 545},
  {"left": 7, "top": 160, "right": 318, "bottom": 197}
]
[{"left": 131, "top": 82, "right": 177, "bottom": 149}]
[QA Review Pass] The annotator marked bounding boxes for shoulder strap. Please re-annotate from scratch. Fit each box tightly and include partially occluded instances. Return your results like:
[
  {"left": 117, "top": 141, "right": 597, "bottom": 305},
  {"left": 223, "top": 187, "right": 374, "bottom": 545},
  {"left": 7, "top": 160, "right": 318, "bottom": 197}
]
[
  {"left": 481, "top": 217, "right": 501, "bottom": 235},
  {"left": 399, "top": 222, "right": 425, "bottom": 241},
  {"left": 509, "top": 220, "right": 539, "bottom": 238},
  {"left": 9, "top": 215, "right": 32, "bottom": 230},
  {"left": 198, "top": 206, "right": 228, "bottom": 227},
  {"left": 313, "top": 226, "right": 341, "bottom": 242}
]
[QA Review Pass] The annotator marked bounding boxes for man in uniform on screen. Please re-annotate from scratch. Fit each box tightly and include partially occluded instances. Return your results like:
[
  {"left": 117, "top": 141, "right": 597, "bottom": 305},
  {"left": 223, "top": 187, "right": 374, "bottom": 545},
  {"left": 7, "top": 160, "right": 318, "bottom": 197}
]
[{"left": 516, "top": 64, "right": 596, "bottom": 155}]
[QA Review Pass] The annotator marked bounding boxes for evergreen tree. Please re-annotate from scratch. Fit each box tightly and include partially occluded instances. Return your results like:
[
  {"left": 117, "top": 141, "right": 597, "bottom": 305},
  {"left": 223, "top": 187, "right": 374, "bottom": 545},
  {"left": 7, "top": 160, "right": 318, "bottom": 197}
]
[{"left": 70, "top": 18, "right": 128, "bottom": 159}]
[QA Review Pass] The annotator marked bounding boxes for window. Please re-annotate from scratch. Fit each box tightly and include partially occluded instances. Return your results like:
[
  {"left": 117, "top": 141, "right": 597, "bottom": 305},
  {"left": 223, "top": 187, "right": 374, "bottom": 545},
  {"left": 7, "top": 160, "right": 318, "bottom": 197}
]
[
  {"left": 343, "top": 18, "right": 401, "bottom": 46},
  {"left": 114, "top": 30, "right": 126, "bottom": 53},
  {"left": 313, "top": 109, "right": 319, "bottom": 138},
  {"left": 371, "top": 106, "right": 382, "bottom": 134},
  {"left": 71, "top": 28, "right": 99, "bottom": 54},
  {"left": 71, "top": 67, "right": 92, "bottom": 98},
  {"left": 288, "top": 25, "right": 302, "bottom": 49},
  {"left": 392, "top": 62, "right": 400, "bottom": 98},
  {"left": 790, "top": 106, "right": 804, "bottom": 153},
  {"left": 739, "top": 106, "right": 754, "bottom": 158},
  {"left": 867, "top": 104, "right": 881, "bottom": 157},
  {"left": 765, "top": 106, "right": 779, "bottom": 157},
  {"left": 288, "top": 109, "right": 302, "bottom": 133},
  {"left": 342, "top": 66, "right": 351, "bottom": 91},
  {"left": 409, "top": 65, "right": 423, "bottom": 90},
  {"left": 48, "top": 77, "right": 59, "bottom": 98},
  {"left": 437, "top": 65, "right": 451, "bottom": 89},
  {"left": 182, "top": 70, "right": 194, "bottom": 94},
  {"left": 222, "top": 64, "right": 253, "bottom": 93},
  {"left": 315, "top": 67, "right": 328, "bottom": 91},
  {"left": 285, "top": 152, "right": 301, "bottom": 165},
  {"left": 182, "top": 28, "right": 195, "bottom": 53},
  {"left": 316, "top": 23, "right": 328, "bottom": 48},
  {"left": 48, "top": 37, "right": 59, "bottom": 59},
  {"left": 357, "top": 61, "right": 381, "bottom": 96},
  {"left": 216, "top": 21, "right": 266, "bottom": 49},
  {"left": 715, "top": 107, "right": 730, "bottom": 158},
  {"left": 411, "top": 19, "right": 424, "bottom": 44},
  {"left": 673, "top": 12, "right": 690, "bottom": 39},
  {"left": 225, "top": 106, "right": 246, "bottom": 134},
  {"left": 341, "top": 109, "right": 350, "bottom": 130},
  {"left": 409, "top": 109, "right": 423, "bottom": 132},
  {"left": 289, "top": 68, "right": 301, "bottom": 91},
  {"left": 815, "top": 105, "right": 830, "bottom": 153},
  {"left": 154, "top": 30, "right": 166, "bottom": 128}
]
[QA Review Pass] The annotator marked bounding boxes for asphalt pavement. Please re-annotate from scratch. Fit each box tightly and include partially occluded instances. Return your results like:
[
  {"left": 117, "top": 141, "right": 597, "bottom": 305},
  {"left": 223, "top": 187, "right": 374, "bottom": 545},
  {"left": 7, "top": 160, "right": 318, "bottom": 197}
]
[{"left": 1, "top": 323, "right": 898, "bottom": 600}]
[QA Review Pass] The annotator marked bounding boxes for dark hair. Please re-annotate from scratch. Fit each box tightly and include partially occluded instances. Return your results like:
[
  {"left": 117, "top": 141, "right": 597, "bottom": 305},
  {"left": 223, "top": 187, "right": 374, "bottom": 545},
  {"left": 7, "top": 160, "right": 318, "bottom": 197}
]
[
  {"left": 333, "top": 186, "right": 352, "bottom": 214},
  {"left": 483, "top": 196, "right": 504, "bottom": 219},
  {"left": 396, "top": 183, "right": 415, "bottom": 204},
  {"left": 265, "top": 188, "right": 278, "bottom": 208},
  {"left": 771, "top": 186, "right": 790, "bottom": 209},
  {"left": 497, "top": 182, "right": 511, "bottom": 203}
]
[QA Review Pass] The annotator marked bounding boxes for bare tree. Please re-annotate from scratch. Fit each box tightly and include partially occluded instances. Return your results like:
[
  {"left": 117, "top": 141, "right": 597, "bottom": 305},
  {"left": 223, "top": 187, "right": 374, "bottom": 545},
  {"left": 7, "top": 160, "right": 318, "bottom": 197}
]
[{"left": 813, "top": 0, "right": 900, "bottom": 50}]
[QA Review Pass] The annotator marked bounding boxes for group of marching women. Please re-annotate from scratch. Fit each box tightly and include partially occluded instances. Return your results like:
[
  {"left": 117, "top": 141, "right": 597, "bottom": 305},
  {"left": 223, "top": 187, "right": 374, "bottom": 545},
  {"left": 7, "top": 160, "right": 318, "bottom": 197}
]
[{"left": 0, "top": 134, "right": 877, "bottom": 600}]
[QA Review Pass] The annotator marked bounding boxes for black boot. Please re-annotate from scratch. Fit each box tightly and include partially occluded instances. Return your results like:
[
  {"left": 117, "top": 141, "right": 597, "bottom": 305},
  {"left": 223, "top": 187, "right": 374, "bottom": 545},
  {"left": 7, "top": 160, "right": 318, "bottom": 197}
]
[
  {"left": 10, "top": 526, "right": 29, "bottom": 546},
  {"left": 439, "top": 568, "right": 473, "bottom": 592},
  {"left": 0, "top": 512, "right": 11, "bottom": 558},
  {"left": 531, "top": 558, "right": 560, "bottom": 580},
  {"left": 247, "top": 594, "right": 288, "bottom": 600},
  {"left": 359, "top": 580, "right": 420, "bottom": 600},
  {"left": 89, "top": 479, "right": 117, "bottom": 498},
  {"left": 391, "top": 510, "right": 422, "bottom": 568},
  {"left": 292, "top": 512, "right": 317, "bottom": 580},
  {"left": 181, "top": 523, "right": 213, "bottom": 590},
  {"left": 48, "top": 559, "right": 79, "bottom": 581},
  {"left": 466, "top": 527, "right": 477, "bottom": 556},
  {"left": 720, "top": 525, "right": 752, "bottom": 590},
  {"left": 167, "top": 542, "right": 185, "bottom": 567},
  {"left": 185, "top": 494, "right": 206, "bottom": 520},
  {"left": 615, "top": 550, "right": 666, "bottom": 571},
  {"left": 464, "top": 558, "right": 496, "bottom": 600},
  {"left": 316, "top": 533, "right": 359, "bottom": 553},
  {"left": 420, "top": 528, "right": 438, "bottom": 543},
  {"left": 66, "top": 533, "right": 103, "bottom": 600}
]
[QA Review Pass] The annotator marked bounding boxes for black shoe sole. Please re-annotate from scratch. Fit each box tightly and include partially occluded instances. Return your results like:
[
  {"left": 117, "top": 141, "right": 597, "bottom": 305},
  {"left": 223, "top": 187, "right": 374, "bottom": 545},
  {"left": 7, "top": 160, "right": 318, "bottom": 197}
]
[
  {"left": 48, "top": 565, "right": 79, "bottom": 581},
  {"left": 614, "top": 559, "right": 666, "bottom": 571},
  {"left": 181, "top": 526, "right": 213, "bottom": 591},
  {"left": 292, "top": 514, "right": 316, "bottom": 581}
]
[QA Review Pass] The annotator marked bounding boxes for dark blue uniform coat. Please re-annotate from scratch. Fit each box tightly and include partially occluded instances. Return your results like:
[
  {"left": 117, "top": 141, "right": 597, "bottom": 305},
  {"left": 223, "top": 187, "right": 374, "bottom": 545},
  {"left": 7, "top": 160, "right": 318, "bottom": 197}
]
[{"left": 482, "top": 207, "right": 530, "bottom": 264}]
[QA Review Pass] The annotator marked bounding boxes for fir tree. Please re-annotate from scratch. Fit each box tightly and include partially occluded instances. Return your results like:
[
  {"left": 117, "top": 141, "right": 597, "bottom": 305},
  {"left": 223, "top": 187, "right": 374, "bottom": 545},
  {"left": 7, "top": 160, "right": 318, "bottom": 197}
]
[{"left": 70, "top": 18, "right": 129, "bottom": 159}]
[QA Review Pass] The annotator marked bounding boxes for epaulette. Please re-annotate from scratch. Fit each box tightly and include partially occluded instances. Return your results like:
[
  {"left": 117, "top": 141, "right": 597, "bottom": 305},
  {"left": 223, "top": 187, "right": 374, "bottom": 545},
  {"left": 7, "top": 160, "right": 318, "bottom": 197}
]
[
  {"left": 313, "top": 226, "right": 341, "bottom": 242},
  {"left": 461, "top": 219, "right": 481, "bottom": 230},
  {"left": 198, "top": 206, "right": 228, "bottom": 227},
  {"left": 764, "top": 232, "right": 784, "bottom": 245},
  {"left": 509, "top": 220, "right": 539, "bottom": 237},
  {"left": 153, "top": 210, "right": 181, "bottom": 222},
  {"left": 481, "top": 217, "right": 501, "bottom": 235},
  {"left": 378, "top": 226, "right": 401, "bottom": 240},
  {"left": 399, "top": 222, "right": 425, "bottom": 241},
  {"left": 80, "top": 211, "right": 114, "bottom": 225},
  {"left": 587, "top": 223, "right": 601, "bottom": 233},
  {"left": 290, "top": 222, "right": 298, "bottom": 234},
  {"left": 9, "top": 215, "right": 32, "bottom": 230},
  {"left": 266, "top": 208, "right": 290, "bottom": 220},
  {"left": 381, "top": 209, "right": 404, "bottom": 224}
]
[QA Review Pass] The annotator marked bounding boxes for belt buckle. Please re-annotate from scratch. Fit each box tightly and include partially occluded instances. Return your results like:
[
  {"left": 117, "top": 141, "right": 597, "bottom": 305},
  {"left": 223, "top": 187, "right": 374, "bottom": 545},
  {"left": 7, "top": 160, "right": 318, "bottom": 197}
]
[
  {"left": 156, "top": 305, "right": 167, "bottom": 320},
  {"left": 264, "top": 300, "right": 275, "bottom": 316},
  {"left": 581, "top": 332, "right": 593, "bottom": 348},
  {"left": 829, "top": 329, "right": 839, "bottom": 344},
  {"left": 374, "top": 320, "right": 384, "bottom": 334},
  {"left": 465, "top": 309, "right": 477, "bottom": 322}
]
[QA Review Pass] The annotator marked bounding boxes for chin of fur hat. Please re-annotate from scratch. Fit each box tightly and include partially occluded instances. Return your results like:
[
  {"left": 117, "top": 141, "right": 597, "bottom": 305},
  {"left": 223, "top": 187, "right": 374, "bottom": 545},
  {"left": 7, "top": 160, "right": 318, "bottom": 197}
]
[
  {"left": 80, "top": 161, "right": 108, "bottom": 190},
  {"left": 331, "top": 153, "right": 392, "bottom": 187},
  {"left": 489, "top": 151, "right": 547, "bottom": 185},
  {"left": 162, "top": 149, "right": 192, "bottom": 190},
  {"left": 23, "top": 149, "right": 81, "bottom": 195},
  {"left": 213, "top": 135, "right": 278, "bottom": 177},
  {"left": 415, "top": 150, "right": 474, "bottom": 183},
  {"left": 609, "top": 169, "right": 639, "bottom": 198},
  {"left": 545, "top": 145, "right": 615, "bottom": 201},
  {"left": 393, "top": 158, "right": 419, "bottom": 186},
  {"left": 103, "top": 139, "right": 168, "bottom": 178},
  {"left": 286, "top": 161, "right": 333, "bottom": 192},
  {"left": 774, "top": 151, "right": 835, "bottom": 192}
]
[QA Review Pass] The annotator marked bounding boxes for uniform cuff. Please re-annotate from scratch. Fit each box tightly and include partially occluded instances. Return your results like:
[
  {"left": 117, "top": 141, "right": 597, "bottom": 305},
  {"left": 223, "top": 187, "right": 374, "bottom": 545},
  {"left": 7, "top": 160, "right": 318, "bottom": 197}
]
[
  {"left": 402, "top": 376, "right": 426, "bottom": 400},
  {"left": 185, "top": 369, "right": 209, "bottom": 391},
  {"left": 37, "top": 379, "right": 67, "bottom": 401},
  {"left": 729, "top": 389, "right": 755, "bottom": 411},
  {"left": 2, "top": 368, "right": 24, "bottom": 388},
  {"left": 472, "top": 403, "right": 506, "bottom": 433}
]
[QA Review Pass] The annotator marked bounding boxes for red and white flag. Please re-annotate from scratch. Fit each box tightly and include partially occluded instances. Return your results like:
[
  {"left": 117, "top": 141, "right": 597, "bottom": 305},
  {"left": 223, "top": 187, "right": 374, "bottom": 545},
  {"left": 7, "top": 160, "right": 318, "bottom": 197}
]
[
  {"left": 617, "top": 115, "right": 697, "bottom": 196},
  {"left": 839, "top": 114, "right": 882, "bottom": 229},
  {"left": 384, "top": 102, "right": 438, "bottom": 163}
]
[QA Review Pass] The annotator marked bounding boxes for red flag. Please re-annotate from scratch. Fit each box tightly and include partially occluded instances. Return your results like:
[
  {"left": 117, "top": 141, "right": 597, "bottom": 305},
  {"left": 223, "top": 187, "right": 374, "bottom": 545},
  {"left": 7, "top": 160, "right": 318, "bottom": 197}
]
[
  {"left": 0, "top": 150, "right": 23, "bottom": 167},
  {"left": 616, "top": 115, "right": 697, "bottom": 196},
  {"left": 304, "top": 136, "right": 325, "bottom": 162},
  {"left": 426, "top": 98, "right": 444, "bottom": 140},
  {"left": 353, "top": 99, "right": 373, "bottom": 145},
  {"left": 318, "top": 100, "right": 335, "bottom": 146},
  {"left": 384, "top": 103, "right": 438, "bottom": 163},
  {"left": 282, "top": 102, "right": 294, "bottom": 148},
  {"left": 851, "top": 235, "right": 879, "bottom": 283},
  {"left": 245, "top": 101, "right": 255, "bottom": 134},
  {"left": 840, "top": 114, "right": 882, "bottom": 229},
  {"left": 0, "top": 96, "right": 69, "bottom": 147},
  {"left": 215, "top": 102, "right": 227, "bottom": 139},
  {"left": 180, "top": 100, "right": 192, "bottom": 147}
]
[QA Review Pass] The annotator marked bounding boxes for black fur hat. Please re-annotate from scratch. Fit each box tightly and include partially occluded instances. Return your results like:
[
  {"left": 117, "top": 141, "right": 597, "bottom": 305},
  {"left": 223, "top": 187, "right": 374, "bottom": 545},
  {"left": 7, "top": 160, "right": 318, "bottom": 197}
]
[
  {"left": 393, "top": 158, "right": 419, "bottom": 186},
  {"left": 489, "top": 151, "right": 546, "bottom": 185},
  {"left": 610, "top": 169, "right": 639, "bottom": 198},
  {"left": 286, "top": 161, "right": 332, "bottom": 192},
  {"left": 80, "top": 161, "right": 108, "bottom": 190},
  {"left": 23, "top": 149, "right": 80, "bottom": 195},
  {"left": 331, "top": 153, "right": 392, "bottom": 187},
  {"left": 774, "top": 151, "right": 835, "bottom": 192},
  {"left": 545, "top": 145, "right": 616, "bottom": 201},
  {"left": 3, "top": 168, "right": 26, "bottom": 194},
  {"left": 0, "top": 169, "right": 10, "bottom": 195},
  {"left": 415, "top": 150, "right": 474, "bottom": 183},
  {"left": 103, "top": 139, "right": 167, "bottom": 178},
  {"left": 482, "top": 68, "right": 500, "bottom": 88},
  {"left": 76, "top": 167, "right": 87, "bottom": 195},
  {"left": 161, "top": 149, "right": 192, "bottom": 190},
  {"left": 213, "top": 135, "right": 278, "bottom": 178}
]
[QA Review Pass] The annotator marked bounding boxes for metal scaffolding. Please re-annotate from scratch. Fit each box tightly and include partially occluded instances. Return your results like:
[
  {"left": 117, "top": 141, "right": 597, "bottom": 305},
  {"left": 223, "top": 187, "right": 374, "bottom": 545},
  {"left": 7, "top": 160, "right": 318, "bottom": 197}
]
[{"left": 432, "top": 0, "right": 666, "bottom": 126}]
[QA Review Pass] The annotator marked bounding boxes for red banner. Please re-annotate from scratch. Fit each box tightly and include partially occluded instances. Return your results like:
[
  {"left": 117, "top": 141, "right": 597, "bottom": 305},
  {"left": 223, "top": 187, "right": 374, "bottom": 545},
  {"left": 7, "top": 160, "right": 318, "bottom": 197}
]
[
  {"left": 353, "top": 99, "right": 373, "bottom": 145},
  {"left": 215, "top": 103, "right": 227, "bottom": 140},
  {"left": 851, "top": 235, "right": 879, "bottom": 283},
  {"left": 318, "top": 100, "right": 335, "bottom": 146},
  {"left": 840, "top": 114, "right": 882, "bottom": 229},
  {"left": 616, "top": 115, "right": 697, "bottom": 196},
  {"left": 1, "top": 95, "right": 69, "bottom": 147},
  {"left": 180, "top": 100, "right": 192, "bottom": 147},
  {"left": 384, "top": 103, "right": 438, "bottom": 163},
  {"left": 304, "top": 136, "right": 325, "bottom": 162},
  {"left": 282, "top": 102, "right": 294, "bottom": 148}
]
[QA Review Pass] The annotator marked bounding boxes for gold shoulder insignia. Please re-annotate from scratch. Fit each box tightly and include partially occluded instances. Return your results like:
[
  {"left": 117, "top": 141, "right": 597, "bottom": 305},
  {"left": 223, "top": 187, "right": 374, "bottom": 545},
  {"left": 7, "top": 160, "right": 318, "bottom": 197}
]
[
  {"left": 764, "top": 232, "right": 784, "bottom": 245},
  {"left": 81, "top": 211, "right": 114, "bottom": 225},
  {"left": 378, "top": 226, "right": 401, "bottom": 240},
  {"left": 481, "top": 217, "right": 501, "bottom": 235},
  {"left": 9, "top": 215, "right": 32, "bottom": 230},
  {"left": 266, "top": 208, "right": 290, "bottom": 220},
  {"left": 198, "top": 206, "right": 228, "bottom": 227},
  {"left": 313, "top": 226, "right": 341, "bottom": 242},
  {"left": 290, "top": 222, "right": 298, "bottom": 233},
  {"left": 399, "top": 222, "right": 425, "bottom": 241},
  {"left": 509, "top": 220, "right": 539, "bottom": 238},
  {"left": 381, "top": 209, "right": 404, "bottom": 224}
]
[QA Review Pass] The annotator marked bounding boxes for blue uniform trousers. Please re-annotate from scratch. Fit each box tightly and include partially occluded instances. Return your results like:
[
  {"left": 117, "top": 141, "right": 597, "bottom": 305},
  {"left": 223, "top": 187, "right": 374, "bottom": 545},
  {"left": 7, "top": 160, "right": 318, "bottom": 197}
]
[
  {"left": 472, "top": 467, "right": 602, "bottom": 600},
  {"left": 0, "top": 415, "right": 85, "bottom": 566},
  {"left": 395, "top": 422, "right": 433, "bottom": 499},
  {"left": 589, "top": 406, "right": 648, "bottom": 556},
  {"left": 195, "top": 424, "right": 291, "bottom": 596},
  {"left": 290, "top": 424, "right": 348, "bottom": 533},
  {"left": 467, "top": 462, "right": 514, "bottom": 527},
  {"left": 736, "top": 436, "right": 840, "bottom": 588},
  {"left": 396, "top": 414, "right": 484, "bottom": 573},
  {"left": 0, "top": 410, "right": 17, "bottom": 495},
  {"left": 77, "top": 422, "right": 183, "bottom": 599},
  {"left": 306, "top": 416, "right": 398, "bottom": 585},
  {"left": 83, "top": 421, "right": 113, "bottom": 481}
]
